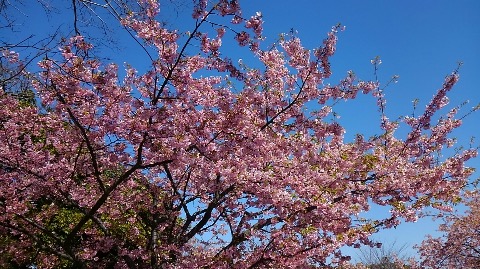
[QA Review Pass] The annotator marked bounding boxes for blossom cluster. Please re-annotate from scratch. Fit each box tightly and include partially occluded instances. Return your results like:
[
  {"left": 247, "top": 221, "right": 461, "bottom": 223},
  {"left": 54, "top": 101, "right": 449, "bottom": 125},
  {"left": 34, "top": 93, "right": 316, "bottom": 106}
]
[{"left": 0, "top": 0, "right": 476, "bottom": 268}]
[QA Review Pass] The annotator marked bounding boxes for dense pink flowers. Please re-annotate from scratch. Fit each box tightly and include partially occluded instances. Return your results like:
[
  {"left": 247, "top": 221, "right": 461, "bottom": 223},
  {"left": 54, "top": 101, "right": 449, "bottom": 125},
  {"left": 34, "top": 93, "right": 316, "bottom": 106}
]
[{"left": 0, "top": 1, "right": 477, "bottom": 268}]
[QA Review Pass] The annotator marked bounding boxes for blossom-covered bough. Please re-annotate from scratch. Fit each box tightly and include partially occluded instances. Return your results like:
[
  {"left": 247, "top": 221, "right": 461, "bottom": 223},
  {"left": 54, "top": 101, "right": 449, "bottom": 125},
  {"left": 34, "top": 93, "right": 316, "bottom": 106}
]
[
  {"left": 415, "top": 190, "right": 480, "bottom": 268},
  {"left": 0, "top": 1, "right": 477, "bottom": 268}
]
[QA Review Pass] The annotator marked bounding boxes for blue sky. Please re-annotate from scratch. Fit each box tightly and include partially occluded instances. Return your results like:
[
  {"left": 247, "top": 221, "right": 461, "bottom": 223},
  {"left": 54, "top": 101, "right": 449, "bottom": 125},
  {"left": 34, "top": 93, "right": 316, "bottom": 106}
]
[{"left": 3, "top": 0, "right": 480, "bottom": 262}]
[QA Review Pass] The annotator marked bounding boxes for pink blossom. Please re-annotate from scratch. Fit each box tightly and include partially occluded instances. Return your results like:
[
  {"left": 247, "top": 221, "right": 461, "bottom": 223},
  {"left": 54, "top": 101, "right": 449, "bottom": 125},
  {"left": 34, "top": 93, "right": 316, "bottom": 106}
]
[{"left": 0, "top": 1, "right": 476, "bottom": 268}]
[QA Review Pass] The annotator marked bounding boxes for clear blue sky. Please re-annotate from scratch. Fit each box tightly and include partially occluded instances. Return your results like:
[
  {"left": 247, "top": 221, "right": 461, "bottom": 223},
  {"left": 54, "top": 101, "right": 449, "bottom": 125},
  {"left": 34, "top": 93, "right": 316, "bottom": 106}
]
[{"left": 3, "top": 0, "right": 480, "bottom": 261}]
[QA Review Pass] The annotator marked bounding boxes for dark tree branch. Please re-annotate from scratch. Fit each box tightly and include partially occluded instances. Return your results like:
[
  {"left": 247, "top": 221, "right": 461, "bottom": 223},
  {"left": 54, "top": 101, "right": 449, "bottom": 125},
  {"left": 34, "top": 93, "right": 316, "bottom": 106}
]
[
  {"left": 65, "top": 131, "right": 172, "bottom": 253},
  {"left": 260, "top": 64, "right": 315, "bottom": 130},
  {"left": 72, "top": 0, "right": 81, "bottom": 35},
  {"left": 183, "top": 182, "right": 235, "bottom": 243}
]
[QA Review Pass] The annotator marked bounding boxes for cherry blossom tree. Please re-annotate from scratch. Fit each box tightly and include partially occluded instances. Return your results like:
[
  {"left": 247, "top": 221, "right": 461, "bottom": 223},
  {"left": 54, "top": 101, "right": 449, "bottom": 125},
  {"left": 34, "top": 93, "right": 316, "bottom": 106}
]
[
  {"left": 0, "top": 0, "right": 477, "bottom": 268},
  {"left": 416, "top": 190, "right": 480, "bottom": 269}
]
